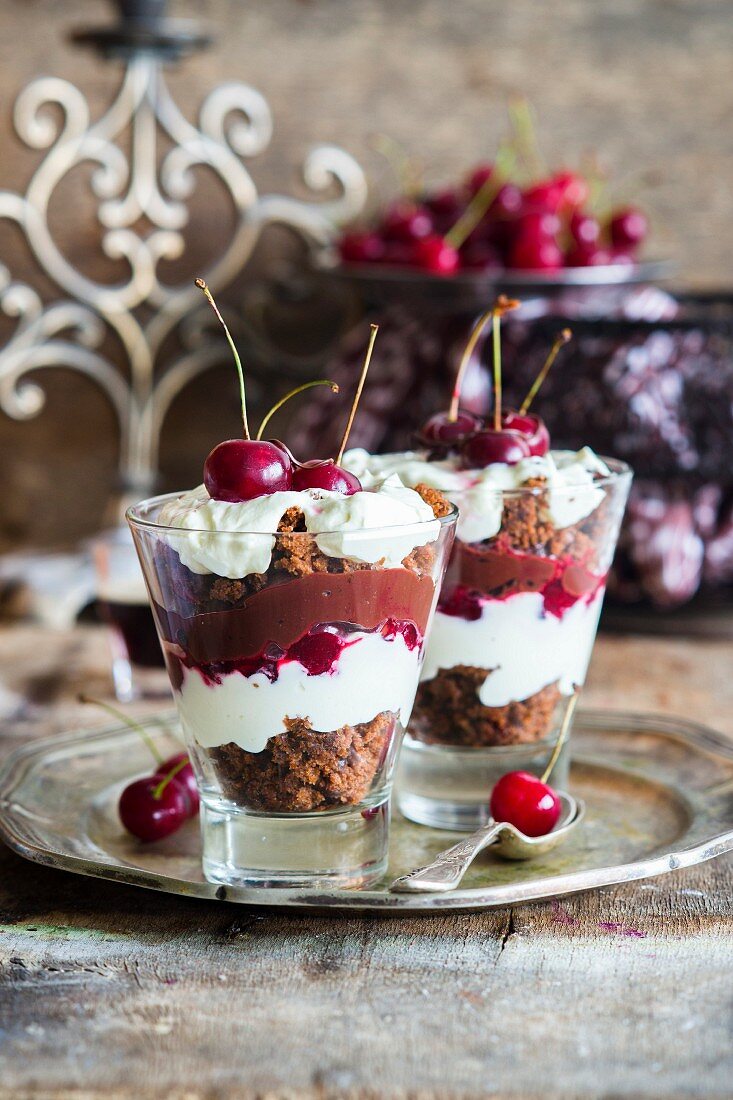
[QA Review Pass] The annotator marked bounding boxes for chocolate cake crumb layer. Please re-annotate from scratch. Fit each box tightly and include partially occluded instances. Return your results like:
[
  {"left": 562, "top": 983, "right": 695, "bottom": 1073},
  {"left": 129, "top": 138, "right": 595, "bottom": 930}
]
[
  {"left": 410, "top": 669, "right": 560, "bottom": 747},
  {"left": 492, "top": 476, "right": 609, "bottom": 568},
  {"left": 210, "top": 710, "right": 397, "bottom": 812},
  {"left": 154, "top": 488, "right": 450, "bottom": 621}
]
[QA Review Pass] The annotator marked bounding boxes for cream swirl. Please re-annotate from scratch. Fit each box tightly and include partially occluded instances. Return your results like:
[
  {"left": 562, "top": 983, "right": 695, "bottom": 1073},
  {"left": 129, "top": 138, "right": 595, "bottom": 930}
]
[
  {"left": 158, "top": 474, "right": 440, "bottom": 578},
  {"left": 344, "top": 447, "right": 610, "bottom": 543}
]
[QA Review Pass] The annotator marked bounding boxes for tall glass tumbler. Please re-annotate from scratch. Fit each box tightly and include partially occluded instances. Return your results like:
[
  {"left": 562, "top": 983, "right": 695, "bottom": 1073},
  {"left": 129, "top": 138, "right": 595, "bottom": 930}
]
[
  {"left": 128, "top": 493, "right": 456, "bottom": 888},
  {"left": 399, "top": 459, "right": 632, "bottom": 830}
]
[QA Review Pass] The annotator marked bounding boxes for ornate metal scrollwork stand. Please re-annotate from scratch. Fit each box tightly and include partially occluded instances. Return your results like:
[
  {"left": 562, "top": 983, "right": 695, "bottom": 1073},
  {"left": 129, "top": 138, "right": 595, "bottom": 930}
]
[{"left": 0, "top": 0, "right": 366, "bottom": 503}]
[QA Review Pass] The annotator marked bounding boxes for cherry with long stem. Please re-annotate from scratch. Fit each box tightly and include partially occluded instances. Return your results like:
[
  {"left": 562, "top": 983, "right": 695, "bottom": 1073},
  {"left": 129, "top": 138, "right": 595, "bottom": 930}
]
[
  {"left": 519, "top": 328, "right": 572, "bottom": 415},
  {"left": 195, "top": 278, "right": 249, "bottom": 440},
  {"left": 79, "top": 694, "right": 163, "bottom": 766},
  {"left": 444, "top": 145, "right": 516, "bottom": 252},
  {"left": 448, "top": 307, "right": 494, "bottom": 423},
  {"left": 370, "top": 132, "right": 422, "bottom": 197},
  {"left": 540, "top": 688, "right": 580, "bottom": 785},
  {"left": 490, "top": 295, "right": 521, "bottom": 430},
  {"left": 256, "top": 380, "right": 339, "bottom": 442},
  {"left": 507, "top": 97, "right": 546, "bottom": 181},
  {"left": 335, "top": 323, "right": 379, "bottom": 465}
]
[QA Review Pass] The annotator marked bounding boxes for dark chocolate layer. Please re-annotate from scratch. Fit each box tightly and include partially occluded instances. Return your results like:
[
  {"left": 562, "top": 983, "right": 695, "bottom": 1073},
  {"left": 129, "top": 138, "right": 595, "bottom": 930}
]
[{"left": 155, "top": 567, "right": 436, "bottom": 664}]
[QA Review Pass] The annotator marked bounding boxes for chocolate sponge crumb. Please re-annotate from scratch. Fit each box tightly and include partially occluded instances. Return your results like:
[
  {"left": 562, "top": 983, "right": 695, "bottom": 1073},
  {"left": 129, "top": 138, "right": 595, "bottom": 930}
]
[
  {"left": 410, "top": 669, "right": 560, "bottom": 747},
  {"left": 210, "top": 711, "right": 397, "bottom": 812}
]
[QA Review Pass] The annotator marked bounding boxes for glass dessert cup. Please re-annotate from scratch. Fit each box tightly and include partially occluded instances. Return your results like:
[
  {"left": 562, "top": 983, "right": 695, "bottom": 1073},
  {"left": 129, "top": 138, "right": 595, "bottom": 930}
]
[
  {"left": 398, "top": 459, "right": 632, "bottom": 830},
  {"left": 91, "top": 527, "right": 168, "bottom": 703},
  {"left": 128, "top": 494, "right": 456, "bottom": 888}
]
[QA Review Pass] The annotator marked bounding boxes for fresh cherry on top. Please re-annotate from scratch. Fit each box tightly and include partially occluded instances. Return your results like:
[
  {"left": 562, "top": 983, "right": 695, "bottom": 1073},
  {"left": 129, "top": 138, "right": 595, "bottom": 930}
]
[
  {"left": 501, "top": 410, "right": 550, "bottom": 457},
  {"left": 204, "top": 439, "right": 292, "bottom": 503},
  {"left": 292, "top": 460, "right": 362, "bottom": 495},
  {"left": 195, "top": 279, "right": 378, "bottom": 502},
  {"left": 461, "top": 428, "right": 531, "bottom": 468}
]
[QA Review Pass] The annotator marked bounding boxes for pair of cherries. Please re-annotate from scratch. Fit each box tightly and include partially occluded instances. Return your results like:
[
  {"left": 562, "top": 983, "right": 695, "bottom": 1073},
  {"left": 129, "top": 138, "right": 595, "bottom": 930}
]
[
  {"left": 204, "top": 439, "right": 361, "bottom": 503},
  {"left": 118, "top": 752, "right": 200, "bottom": 842},
  {"left": 418, "top": 407, "right": 549, "bottom": 468}
]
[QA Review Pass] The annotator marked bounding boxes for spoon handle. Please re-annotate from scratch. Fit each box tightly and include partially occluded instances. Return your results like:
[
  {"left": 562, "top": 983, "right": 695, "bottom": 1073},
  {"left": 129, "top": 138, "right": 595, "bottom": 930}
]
[{"left": 390, "top": 822, "right": 503, "bottom": 893}]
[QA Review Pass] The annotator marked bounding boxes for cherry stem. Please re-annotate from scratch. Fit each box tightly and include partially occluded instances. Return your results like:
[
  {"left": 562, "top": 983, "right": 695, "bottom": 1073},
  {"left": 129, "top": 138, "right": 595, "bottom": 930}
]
[
  {"left": 370, "top": 132, "right": 422, "bottom": 196},
  {"left": 519, "top": 328, "right": 572, "bottom": 414},
  {"left": 540, "top": 689, "right": 580, "bottom": 785},
  {"left": 444, "top": 145, "right": 516, "bottom": 252},
  {"left": 448, "top": 307, "right": 495, "bottom": 422},
  {"left": 195, "top": 278, "right": 250, "bottom": 441},
  {"left": 78, "top": 694, "right": 163, "bottom": 766},
  {"left": 508, "top": 96, "right": 545, "bottom": 181},
  {"left": 335, "top": 323, "right": 379, "bottom": 466},
  {"left": 152, "top": 756, "right": 190, "bottom": 802},
  {"left": 256, "top": 380, "right": 339, "bottom": 442},
  {"left": 491, "top": 295, "right": 521, "bottom": 430}
]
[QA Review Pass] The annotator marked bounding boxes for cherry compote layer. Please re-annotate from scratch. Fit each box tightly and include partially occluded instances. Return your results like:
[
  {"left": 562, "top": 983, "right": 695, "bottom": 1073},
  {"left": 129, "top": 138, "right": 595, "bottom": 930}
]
[
  {"left": 438, "top": 540, "right": 605, "bottom": 621},
  {"left": 173, "top": 618, "right": 423, "bottom": 689}
]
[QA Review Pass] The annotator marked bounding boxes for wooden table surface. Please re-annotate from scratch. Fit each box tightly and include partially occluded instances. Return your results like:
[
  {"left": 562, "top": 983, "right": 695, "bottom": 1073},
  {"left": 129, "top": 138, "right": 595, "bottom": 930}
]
[{"left": 0, "top": 625, "right": 731, "bottom": 1099}]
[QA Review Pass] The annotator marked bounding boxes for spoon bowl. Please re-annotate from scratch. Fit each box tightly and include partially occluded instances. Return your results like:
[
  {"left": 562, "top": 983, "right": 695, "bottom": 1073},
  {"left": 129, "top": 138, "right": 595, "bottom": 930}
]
[
  {"left": 391, "top": 791, "right": 585, "bottom": 893},
  {"left": 492, "top": 791, "right": 584, "bottom": 860}
]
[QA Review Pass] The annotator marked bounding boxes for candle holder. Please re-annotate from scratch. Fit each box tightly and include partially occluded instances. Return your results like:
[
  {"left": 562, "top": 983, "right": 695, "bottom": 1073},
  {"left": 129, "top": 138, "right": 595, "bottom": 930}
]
[{"left": 0, "top": 0, "right": 366, "bottom": 504}]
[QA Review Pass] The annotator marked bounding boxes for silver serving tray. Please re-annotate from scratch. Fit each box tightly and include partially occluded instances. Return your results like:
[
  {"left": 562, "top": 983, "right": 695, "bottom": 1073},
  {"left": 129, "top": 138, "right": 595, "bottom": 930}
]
[{"left": 1, "top": 710, "right": 732, "bottom": 912}]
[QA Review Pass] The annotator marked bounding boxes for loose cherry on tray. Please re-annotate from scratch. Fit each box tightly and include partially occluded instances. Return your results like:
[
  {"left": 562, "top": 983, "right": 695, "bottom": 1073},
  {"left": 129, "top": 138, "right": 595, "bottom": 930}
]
[
  {"left": 293, "top": 460, "right": 362, "bottom": 495},
  {"left": 119, "top": 775, "right": 191, "bottom": 843},
  {"left": 154, "top": 752, "right": 200, "bottom": 815},
  {"left": 489, "top": 771, "right": 562, "bottom": 837},
  {"left": 488, "top": 690, "right": 579, "bottom": 838},
  {"left": 79, "top": 696, "right": 199, "bottom": 843}
]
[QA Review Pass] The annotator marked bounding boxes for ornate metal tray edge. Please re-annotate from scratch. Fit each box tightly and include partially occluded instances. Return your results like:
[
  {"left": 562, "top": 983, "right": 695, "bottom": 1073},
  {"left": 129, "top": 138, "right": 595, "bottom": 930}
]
[{"left": 1, "top": 709, "right": 732, "bottom": 913}]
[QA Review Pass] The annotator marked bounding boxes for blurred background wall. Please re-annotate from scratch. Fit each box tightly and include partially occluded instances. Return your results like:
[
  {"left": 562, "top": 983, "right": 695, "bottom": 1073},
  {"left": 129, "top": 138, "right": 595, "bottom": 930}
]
[{"left": 1, "top": 0, "right": 732, "bottom": 549}]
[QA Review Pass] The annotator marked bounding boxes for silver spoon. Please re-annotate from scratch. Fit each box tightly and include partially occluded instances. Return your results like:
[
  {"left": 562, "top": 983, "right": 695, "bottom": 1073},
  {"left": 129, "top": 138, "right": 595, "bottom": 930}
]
[
  {"left": 391, "top": 691, "right": 583, "bottom": 894},
  {"left": 390, "top": 792, "right": 585, "bottom": 892}
]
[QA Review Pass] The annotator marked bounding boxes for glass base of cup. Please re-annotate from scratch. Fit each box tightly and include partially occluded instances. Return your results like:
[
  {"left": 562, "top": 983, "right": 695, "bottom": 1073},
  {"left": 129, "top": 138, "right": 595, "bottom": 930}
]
[
  {"left": 200, "top": 795, "right": 390, "bottom": 889},
  {"left": 396, "top": 734, "right": 571, "bottom": 831}
]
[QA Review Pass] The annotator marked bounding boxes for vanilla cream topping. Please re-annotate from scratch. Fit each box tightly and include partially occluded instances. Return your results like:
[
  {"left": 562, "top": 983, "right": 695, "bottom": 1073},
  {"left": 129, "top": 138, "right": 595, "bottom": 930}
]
[
  {"left": 158, "top": 475, "right": 440, "bottom": 579},
  {"left": 344, "top": 447, "right": 611, "bottom": 544}
]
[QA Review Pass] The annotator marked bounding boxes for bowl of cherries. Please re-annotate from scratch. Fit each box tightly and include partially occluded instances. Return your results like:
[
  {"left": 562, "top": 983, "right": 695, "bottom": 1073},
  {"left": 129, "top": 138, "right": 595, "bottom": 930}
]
[{"left": 325, "top": 108, "right": 668, "bottom": 299}]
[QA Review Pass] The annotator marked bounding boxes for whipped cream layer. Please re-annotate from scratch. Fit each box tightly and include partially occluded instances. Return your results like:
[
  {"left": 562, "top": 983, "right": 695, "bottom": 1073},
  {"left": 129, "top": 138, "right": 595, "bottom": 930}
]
[
  {"left": 344, "top": 447, "right": 610, "bottom": 544},
  {"left": 176, "top": 629, "right": 421, "bottom": 753},
  {"left": 420, "top": 588, "right": 604, "bottom": 707},
  {"left": 158, "top": 474, "right": 440, "bottom": 579}
]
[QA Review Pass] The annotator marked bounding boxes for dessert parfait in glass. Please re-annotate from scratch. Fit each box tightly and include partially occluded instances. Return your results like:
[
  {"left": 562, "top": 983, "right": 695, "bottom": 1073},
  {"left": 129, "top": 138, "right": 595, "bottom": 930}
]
[
  {"left": 128, "top": 296, "right": 456, "bottom": 887},
  {"left": 345, "top": 298, "right": 632, "bottom": 829}
]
